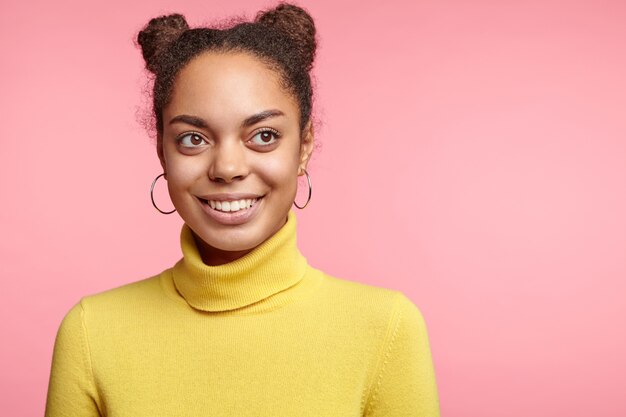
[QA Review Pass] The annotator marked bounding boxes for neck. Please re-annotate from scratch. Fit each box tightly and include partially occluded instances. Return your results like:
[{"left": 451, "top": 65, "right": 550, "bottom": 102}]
[
  {"left": 172, "top": 208, "right": 307, "bottom": 312},
  {"left": 192, "top": 234, "right": 254, "bottom": 266}
]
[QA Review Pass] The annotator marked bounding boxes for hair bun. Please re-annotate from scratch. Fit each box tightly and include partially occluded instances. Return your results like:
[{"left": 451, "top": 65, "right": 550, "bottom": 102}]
[
  {"left": 137, "top": 13, "right": 189, "bottom": 74},
  {"left": 255, "top": 2, "right": 317, "bottom": 72}
]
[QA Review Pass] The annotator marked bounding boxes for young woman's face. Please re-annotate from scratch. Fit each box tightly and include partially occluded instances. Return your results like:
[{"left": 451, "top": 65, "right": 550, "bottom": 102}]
[{"left": 159, "top": 51, "right": 313, "bottom": 264}]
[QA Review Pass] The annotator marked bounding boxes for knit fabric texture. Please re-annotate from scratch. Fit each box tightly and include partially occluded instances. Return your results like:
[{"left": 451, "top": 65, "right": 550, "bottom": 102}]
[{"left": 45, "top": 209, "right": 440, "bottom": 416}]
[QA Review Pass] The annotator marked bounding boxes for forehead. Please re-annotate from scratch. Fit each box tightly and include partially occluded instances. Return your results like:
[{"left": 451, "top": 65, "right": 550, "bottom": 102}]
[{"left": 165, "top": 51, "right": 298, "bottom": 124}]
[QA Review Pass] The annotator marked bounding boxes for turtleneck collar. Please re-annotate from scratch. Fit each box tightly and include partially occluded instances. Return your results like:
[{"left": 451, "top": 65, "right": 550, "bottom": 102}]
[{"left": 172, "top": 209, "right": 308, "bottom": 312}]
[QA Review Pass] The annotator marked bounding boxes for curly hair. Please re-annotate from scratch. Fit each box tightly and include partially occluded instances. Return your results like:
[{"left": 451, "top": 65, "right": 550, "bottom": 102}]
[{"left": 135, "top": 1, "right": 318, "bottom": 151}]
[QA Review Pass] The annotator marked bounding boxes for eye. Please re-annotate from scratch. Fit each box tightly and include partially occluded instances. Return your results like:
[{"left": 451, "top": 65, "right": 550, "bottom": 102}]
[
  {"left": 249, "top": 128, "right": 280, "bottom": 147},
  {"left": 177, "top": 132, "right": 207, "bottom": 148}
]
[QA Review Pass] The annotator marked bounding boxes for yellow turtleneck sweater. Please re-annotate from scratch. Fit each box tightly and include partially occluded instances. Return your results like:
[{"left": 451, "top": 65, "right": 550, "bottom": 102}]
[{"left": 45, "top": 209, "right": 440, "bottom": 416}]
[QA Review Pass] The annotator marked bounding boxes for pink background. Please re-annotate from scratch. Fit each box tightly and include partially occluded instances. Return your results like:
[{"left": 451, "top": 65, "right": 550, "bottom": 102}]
[{"left": 1, "top": 0, "right": 625, "bottom": 415}]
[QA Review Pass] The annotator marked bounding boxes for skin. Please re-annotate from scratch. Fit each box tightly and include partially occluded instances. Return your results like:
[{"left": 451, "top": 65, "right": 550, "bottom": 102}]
[{"left": 157, "top": 51, "right": 314, "bottom": 266}]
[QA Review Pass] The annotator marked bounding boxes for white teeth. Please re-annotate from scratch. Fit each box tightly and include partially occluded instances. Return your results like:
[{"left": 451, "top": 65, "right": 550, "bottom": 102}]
[{"left": 206, "top": 198, "right": 258, "bottom": 213}]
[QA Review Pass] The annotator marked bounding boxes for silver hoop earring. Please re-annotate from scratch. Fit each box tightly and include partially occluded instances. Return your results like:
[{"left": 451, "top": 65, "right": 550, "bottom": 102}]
[
  {"left": 293, "top": 169, "right": 312, "bottom": 209},
  {"left": 150, "top": 173, "right": 176, "bottom": 214}
]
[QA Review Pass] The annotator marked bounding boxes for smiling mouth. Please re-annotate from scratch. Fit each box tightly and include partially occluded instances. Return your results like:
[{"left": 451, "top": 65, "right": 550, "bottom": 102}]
[{"left": 198, "top": 196, "right": 264, "bottom": 213}]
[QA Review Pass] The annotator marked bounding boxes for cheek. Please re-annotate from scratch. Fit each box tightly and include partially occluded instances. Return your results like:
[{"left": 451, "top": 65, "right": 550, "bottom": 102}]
[
  {"left": 164, "top": 159, "right": 204, "bottom": 193},
  {"left": 255, "top": 152, "right": 299, "bottom": 187},
  {"left": 167, "top": 165, "right": 197, "bottom": 185}
]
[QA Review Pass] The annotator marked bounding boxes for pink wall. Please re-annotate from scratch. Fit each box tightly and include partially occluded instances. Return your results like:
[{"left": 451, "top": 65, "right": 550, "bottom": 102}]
[{"left": 1, "top": 0, "right": 625, "bottom": 415}]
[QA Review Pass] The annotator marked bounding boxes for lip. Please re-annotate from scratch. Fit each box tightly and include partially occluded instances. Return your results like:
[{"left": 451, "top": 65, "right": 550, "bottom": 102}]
[
  {"left": 198, "top": 192, "right": 264, "bottom": 202},
  {"left": 197, "top": 195, "right": 263, "bottom": 225}
]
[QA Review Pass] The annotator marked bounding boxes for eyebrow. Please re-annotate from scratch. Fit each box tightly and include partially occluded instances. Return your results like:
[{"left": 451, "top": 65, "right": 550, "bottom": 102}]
[
  {"left": 240, "top": 109, "right": 285, "bottom": 128},
  {"left": 168, "top": 109, "right": 285, "bottom": 129}
]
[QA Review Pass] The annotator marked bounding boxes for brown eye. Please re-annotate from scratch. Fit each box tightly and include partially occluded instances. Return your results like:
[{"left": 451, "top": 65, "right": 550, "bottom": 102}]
[
  {"left": 178, "top": 133, "right": 206, "bottom": 148},
  {"left": 260, "top": 131, "right": 273, "bottom": 143},
  {"left": 250, "top": 128, "right": 280, "bottom": 147}
]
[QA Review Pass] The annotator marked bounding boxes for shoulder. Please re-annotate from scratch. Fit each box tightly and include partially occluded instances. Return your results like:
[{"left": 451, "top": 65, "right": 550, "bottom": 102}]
[
  {"left": 57, "top": 271, "right": 168, "bottom": 330},
  {"left": 317, "top": 269, "right": 398, "bottom": 299},
  {"left": 317, "top": 269, "right": 419, "bottom": 311},
  {"left": 312, "top": 268, "right": 426, "bottom": 333},
  {"left": 84, "top": 272, "right": 164, "bottom": 307}
]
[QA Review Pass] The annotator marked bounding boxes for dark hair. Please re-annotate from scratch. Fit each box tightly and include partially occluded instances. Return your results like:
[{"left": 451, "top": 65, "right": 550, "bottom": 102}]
[{"left": 136, "top": 2, "right": 318, "bottom": 152}]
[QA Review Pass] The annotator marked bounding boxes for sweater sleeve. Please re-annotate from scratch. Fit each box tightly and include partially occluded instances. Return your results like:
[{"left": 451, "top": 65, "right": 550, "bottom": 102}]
[
  {"left": 45, "top": 300, "right": 103, "bottom": 417},
  {"left": 364, "top": 292, "right": 440, "bottom": 417}
]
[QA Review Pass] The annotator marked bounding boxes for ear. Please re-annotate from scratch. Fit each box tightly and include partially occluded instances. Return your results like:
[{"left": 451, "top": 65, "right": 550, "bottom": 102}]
[
  {"left": 157, "top": 131, "right": 167, "bottom": 178},
  {"left": 298, "top": 119, "right": 314, "bottom": 175}
]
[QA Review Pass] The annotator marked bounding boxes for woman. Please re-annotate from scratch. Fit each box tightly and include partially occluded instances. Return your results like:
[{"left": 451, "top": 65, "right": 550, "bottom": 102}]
[{"left": 45, "top": 3, "right": 440, "bottom": 416}]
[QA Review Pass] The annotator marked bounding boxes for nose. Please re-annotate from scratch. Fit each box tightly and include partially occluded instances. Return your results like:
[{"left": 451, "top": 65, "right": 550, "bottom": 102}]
[{"left": 208, "top": 139, "right": 249, "bottom": 183}]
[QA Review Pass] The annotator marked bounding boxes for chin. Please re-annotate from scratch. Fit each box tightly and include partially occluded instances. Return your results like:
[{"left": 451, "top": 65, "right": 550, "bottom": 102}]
[
  {"left": 195, "top": 224, "right": 267, "bottom": 253},
  {"left": 183, "top": 202, "right": 289, "bottom": 255}
]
